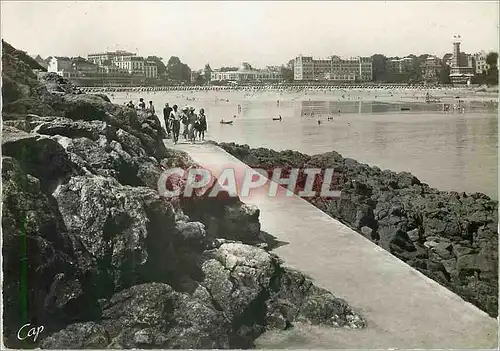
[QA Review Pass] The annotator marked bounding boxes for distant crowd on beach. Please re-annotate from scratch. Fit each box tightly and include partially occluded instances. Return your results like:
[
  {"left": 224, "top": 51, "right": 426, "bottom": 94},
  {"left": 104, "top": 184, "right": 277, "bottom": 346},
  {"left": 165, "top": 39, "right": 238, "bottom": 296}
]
[
  {"left": 81, "top": 84, "right": 493, "bottom": 94},
  {"left": 124, "top": 98, "right": 207, "bottom": 145}
]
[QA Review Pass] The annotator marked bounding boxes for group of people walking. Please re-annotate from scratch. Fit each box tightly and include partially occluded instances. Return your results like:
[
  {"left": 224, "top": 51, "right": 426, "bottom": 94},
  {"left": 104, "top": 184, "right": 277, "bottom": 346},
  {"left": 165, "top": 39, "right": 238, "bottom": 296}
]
[
  {"left": 126, "top": 98, "right": 155, "bottom": 112},
  {"left": 162, "top": 103, "right": 207, "bottom": 145},
  {"left": 125, "top": 98, "right": 208, "bottom": 145}
]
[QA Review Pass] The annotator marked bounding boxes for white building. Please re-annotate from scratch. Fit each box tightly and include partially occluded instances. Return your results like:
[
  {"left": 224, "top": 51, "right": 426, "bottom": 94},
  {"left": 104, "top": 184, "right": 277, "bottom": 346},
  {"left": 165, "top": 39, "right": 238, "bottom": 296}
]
[
  {"left": 114, "top": 56, "right": 145, "bottom": 76},
  {"left": 87, "top": 50, "right": 136, "bottom": 65},
  {"left": 421, "top": 56, "right": 442, "bottom": 83},
  {"left": 144, "top": 61, "right": 158, "bottom": 78},
  {"left": 294, "top": 55, "right": 373, "bottom": 82},
  {"left": 386, "top": 57, "right": 414, "bottom": 74},
  {"left": 211, "top": 63, "right": 282, "bottom": 82},
  {"left": 48, "top": 57, "right": 76, "bottom": 77},
  {"left": 474, "top": 51, "right": 488, "bottom": 74}
]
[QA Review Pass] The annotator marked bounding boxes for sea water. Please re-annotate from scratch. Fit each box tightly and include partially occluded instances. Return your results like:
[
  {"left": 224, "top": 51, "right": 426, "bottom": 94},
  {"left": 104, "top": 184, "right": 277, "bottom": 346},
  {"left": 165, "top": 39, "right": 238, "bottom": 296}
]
[{"left": 111, "top": 90, "right": 498, "bottom": 199}]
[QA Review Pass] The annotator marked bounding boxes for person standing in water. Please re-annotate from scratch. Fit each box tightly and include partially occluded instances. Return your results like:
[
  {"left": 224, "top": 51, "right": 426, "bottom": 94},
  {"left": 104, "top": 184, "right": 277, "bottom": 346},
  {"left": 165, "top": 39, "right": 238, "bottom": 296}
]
[
  {"left": 170, "top": 104, "right": 181, "bottom": 144},
  {"left": 163, "top": 103, "right": 173, "bottom": 137},
  {"left": 197, "top": 108, "right": 207, "bottom": 141}
]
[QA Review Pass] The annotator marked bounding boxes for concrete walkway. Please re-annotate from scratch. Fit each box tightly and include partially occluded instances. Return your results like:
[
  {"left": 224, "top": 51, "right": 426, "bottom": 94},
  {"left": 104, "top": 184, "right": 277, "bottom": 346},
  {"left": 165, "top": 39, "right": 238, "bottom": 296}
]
[{"left": 166, "top": 140, "right": 498, "bottom": 349}]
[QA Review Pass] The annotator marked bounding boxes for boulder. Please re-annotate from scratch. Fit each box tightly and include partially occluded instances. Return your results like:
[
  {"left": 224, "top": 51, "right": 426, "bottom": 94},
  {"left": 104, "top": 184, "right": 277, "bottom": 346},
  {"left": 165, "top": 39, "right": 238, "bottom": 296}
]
[
  {"left": 267, "top": 268, "right": 366, "bottom": 329},
  {"left": 2, "top": 126, "right": 81, "bottom": 192},
  {"left": 360, "top": 226, "right": 373, "bottom": 238},
  {"left": 40, "top": 322, "right": 109, "bottom": 349},
  {"left": 32, "top": 117, "right": 115, "bottom": 141},
  {"left": 407, "top": 228, "right": 420, "bottom": 242},
  {"left": 201, "top": 243, "right": 275, "bottom": 321},
  {"left": 41, "top": 283, "right": 232, "bottom": 349},
  {"left": 220, "top": 203, "right": 261, "bottom": 241},
  {"left": 2, "top": 157, "right": 96, "bottom": 346},
  {"left": 175, "top": 221, "right": 207, "bottom": 242},
  {"left": 52, "top": 175, "right": 176, "bottom": 291}
]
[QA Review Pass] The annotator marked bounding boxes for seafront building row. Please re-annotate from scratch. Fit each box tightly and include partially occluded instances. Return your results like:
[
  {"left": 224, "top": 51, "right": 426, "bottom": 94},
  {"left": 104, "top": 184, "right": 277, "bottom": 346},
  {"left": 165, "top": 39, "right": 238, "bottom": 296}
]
[
  {"left": 44, "top": 50, "right": 159, "bottom": 85},
  {"left": 38, "top": 36, "right": 493, "bottom": 86}
]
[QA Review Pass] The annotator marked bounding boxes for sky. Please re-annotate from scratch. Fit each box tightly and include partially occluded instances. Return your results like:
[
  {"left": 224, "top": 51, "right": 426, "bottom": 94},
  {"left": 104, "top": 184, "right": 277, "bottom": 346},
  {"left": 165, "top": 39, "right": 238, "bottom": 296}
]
[{"left": 1, "top": 1, "right": 498, "bottom": 69}]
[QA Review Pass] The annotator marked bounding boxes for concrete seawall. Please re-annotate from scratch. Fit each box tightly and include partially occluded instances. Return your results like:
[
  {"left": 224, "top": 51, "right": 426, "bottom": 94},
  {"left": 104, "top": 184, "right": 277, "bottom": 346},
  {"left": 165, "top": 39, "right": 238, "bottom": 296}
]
[{"left": 168, "top": 140, "right": 498, "bottom": 349}]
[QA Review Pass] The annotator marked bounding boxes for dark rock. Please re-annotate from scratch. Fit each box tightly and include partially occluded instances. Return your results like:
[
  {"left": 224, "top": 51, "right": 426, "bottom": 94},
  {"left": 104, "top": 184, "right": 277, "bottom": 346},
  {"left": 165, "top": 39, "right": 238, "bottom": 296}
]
[
  {"left": 407, "top": 228, "right": 420, "bottom": 242},
  {"left": 432, "top": 241, "right": 453, "bottom": 259},
  {"left": 297, "top": 292, "right": 365, "bottom": 328},
  {"left": 220, "top": 203, "right": 261, "bottom": 241},
  {"left": 40, "top": 322, "right": 109, "bottom": 349},
  {"left": 456, "top": 254, "right": 480, "bottom": 276},
  {"left": 2, "top": 126, "right": 81, "bottom": 192},
  {"left": 3, "top": 119, "right": 32, "bottom": 132},
  {"left": 92, "top": 93, "right": 111, "bottom": 102},
  {"left": 389, "top": 230, "right": 416, "bottom": 255},
  {"left": 201, "top": 243, "right": 276, "bottom": 321},
  {"left": 2, "top": 157, "right": 96, "bottom": 346},
  {"left": 42, "top": 283, "right": 232, "bottom": 349},
  {"left": 216, "top": 141, "right": 498, "bottom": 317},
  {"left": 267, "top": 268, "right": 366, "bottom": 329},
  {"left": 360, "top": 226, "right": 373, "bottom": 238},
  {"left": 52, "top": 176, "right": 176, "bottom": 291},
  {"left": 176, "top": 221, "right": 206, "bottom": 242},
  {"left": 32, "top": 117, "right": 114, "bottom": 141}
]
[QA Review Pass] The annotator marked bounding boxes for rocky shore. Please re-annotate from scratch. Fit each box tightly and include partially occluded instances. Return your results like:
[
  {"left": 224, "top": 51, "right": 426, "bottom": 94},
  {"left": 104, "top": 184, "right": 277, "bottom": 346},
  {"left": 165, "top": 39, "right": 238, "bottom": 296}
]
[
  {"left": 2, "top": 40, "right": 367, "bottom": 348},
  {"left": 216, "top": 142, "right": 498, "bottom": 318}
]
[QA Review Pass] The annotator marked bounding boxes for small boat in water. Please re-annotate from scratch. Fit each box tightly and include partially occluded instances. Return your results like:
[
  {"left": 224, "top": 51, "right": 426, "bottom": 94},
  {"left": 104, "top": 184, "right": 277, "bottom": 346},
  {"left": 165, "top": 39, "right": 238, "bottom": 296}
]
[
  {"left": 272, "top": 116, "right": 282, "bottom": 121},
  {"left": 401, "top": 107, "right": 411, "bottom": 111},
  {"left": 220, "top": 120, "right": 233, "bottom": 125}
]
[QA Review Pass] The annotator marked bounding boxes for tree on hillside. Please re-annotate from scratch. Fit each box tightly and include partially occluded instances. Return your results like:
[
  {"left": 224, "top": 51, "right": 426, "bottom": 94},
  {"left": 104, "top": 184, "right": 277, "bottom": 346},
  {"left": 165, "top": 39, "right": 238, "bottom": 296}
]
[
  {"left": 409, "top": 54, "right": 430, "bottom": 83},
  {"left": 165, "top": 56, "right": 191, "bottom": 83},
  {"left": 486, "top": 52, "right": 498, "bottom": 68},
  {"left": 146, "top": 56, "right": 167, "bottom": 77},
  {"left": 371, "top": 54, "right": 388, "bottom": 82},
  {"left": 442, "top": 53, "right": 453, "bottom": 67},
  {"left": 281, "top": 65, "right": 294, "bottom": 82},
  {"left": 204, "top": 63, "right": 212, "bottom": 84},
  {"left": 438, "top": 64, "right": 451, "bottom": 84},
  {"left": 486, "top": 52, "right": 498, "bottom": 86},
  {"left": 194, "top": 73, "right": 205, "bottom": 85}
]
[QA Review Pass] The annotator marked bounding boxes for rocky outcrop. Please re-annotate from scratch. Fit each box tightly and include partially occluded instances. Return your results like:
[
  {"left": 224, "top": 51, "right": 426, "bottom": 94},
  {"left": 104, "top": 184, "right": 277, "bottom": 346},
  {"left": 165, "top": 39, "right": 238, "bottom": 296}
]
[
  {"left": 217, "top": 142, "right": 499, "bottom": 318},
  {"left": 2, "top": 41, "right": 365, "bottom": 349}
]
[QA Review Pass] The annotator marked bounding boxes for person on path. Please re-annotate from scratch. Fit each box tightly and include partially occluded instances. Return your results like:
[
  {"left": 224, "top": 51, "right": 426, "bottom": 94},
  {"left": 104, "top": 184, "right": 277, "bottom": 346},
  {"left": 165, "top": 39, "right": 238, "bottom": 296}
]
[
  {"left": 197, "top": 108, "right": 207, "bottom": 141},
  {"left": 170, "top": 104, "right": 181, "bottom": 144},
  {"left": 148, "top": 101, "right": 155, "bottom": 114},
  {"left": 188, "top": 106, "right": 197, "bottom": 143},
  {"left": 163, "top": 103, "right": 173, "bottom": 136},
  {"left": 181, "top": 106, "right": 190, "bottom": 140},
  {"left": 138, "top": 98, "right": 146, "bottom": 110}
]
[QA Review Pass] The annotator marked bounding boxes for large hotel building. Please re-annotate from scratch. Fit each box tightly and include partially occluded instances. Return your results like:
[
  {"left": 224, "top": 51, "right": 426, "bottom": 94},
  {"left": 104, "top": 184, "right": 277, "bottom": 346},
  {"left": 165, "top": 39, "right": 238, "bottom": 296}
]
[{"left": 294, "top": 55, "right": 373, "bottom": 82}]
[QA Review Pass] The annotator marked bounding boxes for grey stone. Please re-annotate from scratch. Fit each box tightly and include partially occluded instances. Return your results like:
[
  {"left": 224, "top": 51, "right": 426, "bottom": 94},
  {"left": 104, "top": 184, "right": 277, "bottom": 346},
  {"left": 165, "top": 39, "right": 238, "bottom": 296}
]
[{"left": 407, "top": 228, "right": 420, "bottom": 242}]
